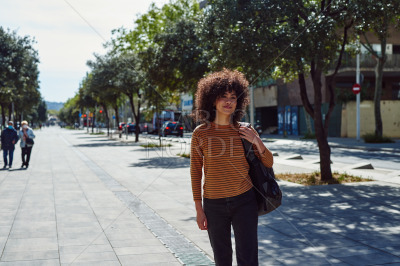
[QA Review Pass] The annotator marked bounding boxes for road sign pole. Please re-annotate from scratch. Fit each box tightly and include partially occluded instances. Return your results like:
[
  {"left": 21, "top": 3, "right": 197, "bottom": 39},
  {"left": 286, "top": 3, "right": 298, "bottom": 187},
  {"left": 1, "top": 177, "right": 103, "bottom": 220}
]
[
  {"left": 356, "top": 40, "right": 361, "bottom": 141},
  {"left": 250, "top": 86, "right": 255, "bottom": 125}
]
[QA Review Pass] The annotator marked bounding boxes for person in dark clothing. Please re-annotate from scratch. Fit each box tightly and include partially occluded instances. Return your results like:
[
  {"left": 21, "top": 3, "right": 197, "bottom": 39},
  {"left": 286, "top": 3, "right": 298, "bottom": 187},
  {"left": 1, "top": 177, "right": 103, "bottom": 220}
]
[{"left": 1, "top": 121, "right": 19, "bottom": 169}]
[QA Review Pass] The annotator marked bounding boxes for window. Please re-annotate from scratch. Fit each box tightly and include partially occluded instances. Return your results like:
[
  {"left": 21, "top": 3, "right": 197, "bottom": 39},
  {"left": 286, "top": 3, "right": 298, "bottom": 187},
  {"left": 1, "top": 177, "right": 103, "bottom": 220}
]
[
  {"left": 392, "top": 82, "right": 400, "bottom": 100},
  {"left": 393, "top": 45, "right": 400, "bottom": 54}
]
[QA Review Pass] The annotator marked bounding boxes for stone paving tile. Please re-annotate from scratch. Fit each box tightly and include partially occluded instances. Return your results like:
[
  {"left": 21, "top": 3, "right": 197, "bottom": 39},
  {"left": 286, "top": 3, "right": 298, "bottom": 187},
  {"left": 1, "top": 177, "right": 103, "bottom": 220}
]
[
  {"left": 109, "top": 238, "right": 162, "bottom": 248},
  {"left": 337, "top": 252, "right": 400, "bottom": 265},
  {"left": 3, "top": 238, "right": 58, "bottom": 252},
  {"left": 61, "top": 251, "right": 118, "bottom": 264},
  {"left": 113, "top": 245, "right": 172, "bottom": 256},
  {"left": 62, "top": 261, "right": 121, "bottom": 266},
  {"left": 118, "top": 253, "right": 180, "bottom": 265},
  {"left": 275, "top": 254, "right": 344, "bottom": 265},
  {"left": 1, "top": 250, "right": 59, "bottom": 261},
  {"left": 0, "top": 259, "right": 60, "bottom": 266},
  {"left": 59, "top": 244, "right": 113, "bottom": 256},
  {"left": 0, "top": 226, "right": 11, "bottom": 238}
]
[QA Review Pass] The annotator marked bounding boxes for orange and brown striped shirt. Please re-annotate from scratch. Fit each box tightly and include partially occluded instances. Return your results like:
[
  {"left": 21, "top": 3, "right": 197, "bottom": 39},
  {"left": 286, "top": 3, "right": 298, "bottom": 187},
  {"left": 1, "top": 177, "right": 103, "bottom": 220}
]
[{"left": 190, "top": 122, "right": 274, "bottom": 201}]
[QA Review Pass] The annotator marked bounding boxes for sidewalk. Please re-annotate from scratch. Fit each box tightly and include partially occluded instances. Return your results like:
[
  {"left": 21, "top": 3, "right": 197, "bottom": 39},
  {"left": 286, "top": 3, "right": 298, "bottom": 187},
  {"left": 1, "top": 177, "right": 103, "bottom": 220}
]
[
  {"left": 1, "top": 128, "right": 400, "bottom": 265},
  {"left": 260, "top": 134, "right": 400, "bottom": 153}
]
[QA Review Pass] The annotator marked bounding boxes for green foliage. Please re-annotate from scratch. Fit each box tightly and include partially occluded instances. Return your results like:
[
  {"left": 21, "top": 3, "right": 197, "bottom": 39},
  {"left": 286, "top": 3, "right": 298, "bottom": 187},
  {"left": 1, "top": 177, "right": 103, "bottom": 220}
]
[
  {"left": 0, "top": 27, "right": 42, "bottom": 124},
  {"left": 109, "top": 0, "right": 206, "bottom": 102},
  {"left": 59, "top": 95, "right": 80, "bottom": 125},
  {"left": 140, "top": 143, "right": 172, "bottom": 148},
  {"left": 276, "top": 171, "right": 372, "bottom": 186},
  {"left": 362, "top": 133, "right": 395, "bottom": 143},
  {"left": 47, "top": 110, "right": 59, "bottom": 116},
  {"left": 301, "top": 132, "right": 316, "bottom": 139},
  {"left": 335, "top": 80, "right": 374, "bottom": 104},
  {"left": 111, "top": 0, "right": 201, "bottom": 54}
]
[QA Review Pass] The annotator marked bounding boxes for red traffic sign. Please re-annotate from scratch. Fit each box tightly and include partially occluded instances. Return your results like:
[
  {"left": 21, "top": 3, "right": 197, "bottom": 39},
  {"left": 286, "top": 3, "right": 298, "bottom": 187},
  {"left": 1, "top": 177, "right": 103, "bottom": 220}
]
[{"left": 352, "top": 83, "right": 361, "bottom": 95}]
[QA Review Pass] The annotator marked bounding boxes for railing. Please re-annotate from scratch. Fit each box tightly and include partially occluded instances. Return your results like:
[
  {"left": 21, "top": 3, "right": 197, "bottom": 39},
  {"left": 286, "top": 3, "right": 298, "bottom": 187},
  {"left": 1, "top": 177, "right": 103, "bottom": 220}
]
[{"left": 336, "top": 53, "right": 400, "bottom": 70}]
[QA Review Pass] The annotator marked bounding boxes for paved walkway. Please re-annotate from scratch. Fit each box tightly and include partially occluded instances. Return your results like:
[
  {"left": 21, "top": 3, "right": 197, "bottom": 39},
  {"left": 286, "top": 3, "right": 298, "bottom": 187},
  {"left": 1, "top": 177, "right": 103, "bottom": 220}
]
[{"left": 1, "top": 128, "right": 400, "bottom": 265}]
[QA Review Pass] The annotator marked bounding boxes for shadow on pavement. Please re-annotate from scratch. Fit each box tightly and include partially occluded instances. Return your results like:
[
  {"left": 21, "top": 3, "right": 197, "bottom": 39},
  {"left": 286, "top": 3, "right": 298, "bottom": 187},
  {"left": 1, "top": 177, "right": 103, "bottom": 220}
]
[
  {"left": 129, "top": 157, "right": 189, "bottom": 169},
  {"left": 7, "top": 168, "right": 27, "bottom": 172},
  {"left": 256, "top": 182, "right": 400, "bottom": 263},
  {"left": 73, "top": 142, "right": 137, "bottom": 148}
]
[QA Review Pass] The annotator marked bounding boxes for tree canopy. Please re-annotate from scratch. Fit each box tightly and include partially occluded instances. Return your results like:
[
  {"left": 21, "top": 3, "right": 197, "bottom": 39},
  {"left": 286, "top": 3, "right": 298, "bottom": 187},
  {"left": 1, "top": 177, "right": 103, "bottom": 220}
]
[{"left": 0, "top": 27, "right": 45, "bottom": 126}]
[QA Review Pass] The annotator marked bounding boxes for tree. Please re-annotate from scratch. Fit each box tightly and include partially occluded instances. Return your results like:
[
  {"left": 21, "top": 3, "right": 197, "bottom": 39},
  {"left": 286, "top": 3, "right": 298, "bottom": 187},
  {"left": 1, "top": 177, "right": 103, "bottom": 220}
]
[
  {"left": 203, "top": 0, "right": 354, "bottom": 181},
  {"left": 29, "top": 98, "right": 47, "bottom": 125},
  {"left": 354, "top": 0, "right": 400, "bottom": 138},
  {"left": 111, "top": 53, "right": 146, "bottom": 142},
  {"left": 0, "top": 27, "right": 41, "bottom": 126},
  {"left": 148, "top": 18, "right": 209, "bottom": 94},
  {"left": 77, "top": 75, "right": 98, "bottom": 131},
  {"left": 86, "top": 57, "right": 123, "bottom": 136},
  {"left": 110, "top": 0, "right": 205, "bottom": 122},
  {"left": 59, "top": 95, "right": 80, "bottom": 125}
]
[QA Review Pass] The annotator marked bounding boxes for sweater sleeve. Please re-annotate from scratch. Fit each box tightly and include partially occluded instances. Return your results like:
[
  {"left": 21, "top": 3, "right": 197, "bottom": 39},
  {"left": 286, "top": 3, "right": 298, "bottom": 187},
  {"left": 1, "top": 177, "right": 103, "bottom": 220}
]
[
  {"left": 250, "top": 127, "right": 274, "bottom": 168},
  {"left": 190, "top": 130, "right": 204, "bottom": 201}
]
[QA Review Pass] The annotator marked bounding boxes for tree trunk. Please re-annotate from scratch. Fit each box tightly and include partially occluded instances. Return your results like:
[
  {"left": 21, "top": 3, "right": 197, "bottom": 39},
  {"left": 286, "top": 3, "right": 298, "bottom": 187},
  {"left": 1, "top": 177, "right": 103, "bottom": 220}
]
[
  {"left": 134, "top": 100, "right": 141, "bottom": 142},
  {"left": 374, "top": 57, "right": 384, "bottom": 137},
  {"left": 8, "top": 104, "right": 12, "bottom": 121},
  {"left": 104, "top": 105, "right": 110, "bottom": 136},
  {"left": 305, "top": 112, "right": 313, "bottom": 134},
  {"left": 312, "top": 66, "right": 333, "bottom": 181},
  {"left": 127, "top": 95, "right": 140, "bottom": 142},
  {"left": 298, "top": 72, "right": 314, "bottom": 118},
  {"left": 114, "top": 105, "right": 120, "bottom": 129},
  {"left": 92, "top": 110, "right": 95, "bottom": 133},
  {"left": 1, "top": 104, "right": 5, "bottom": 127}
]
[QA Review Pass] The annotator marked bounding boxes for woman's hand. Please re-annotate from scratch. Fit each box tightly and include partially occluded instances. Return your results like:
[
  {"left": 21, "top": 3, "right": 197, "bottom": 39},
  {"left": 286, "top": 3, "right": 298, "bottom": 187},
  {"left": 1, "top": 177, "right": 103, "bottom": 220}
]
[
  {"left": 239, "top": 126, "right": 267, "bottom": 154},
  {"left": 239, "top": 126, "right": 259, "bottom": 144},
  {"left": 195, "top": 200, "right": 207, "bottom": 230},
  {"left": 196, "top": 208, "right": 208, "bottom": 230}
]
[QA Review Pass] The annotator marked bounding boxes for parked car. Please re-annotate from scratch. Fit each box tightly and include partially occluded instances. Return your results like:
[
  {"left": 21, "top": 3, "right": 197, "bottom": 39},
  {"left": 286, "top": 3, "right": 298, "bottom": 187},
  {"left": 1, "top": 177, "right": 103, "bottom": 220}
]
[
  {"left": 126, "top": 123, "right": 141, "bottom": 134},
  {"left": 161, "top": 121, "right": 183, "bottom": 137}
]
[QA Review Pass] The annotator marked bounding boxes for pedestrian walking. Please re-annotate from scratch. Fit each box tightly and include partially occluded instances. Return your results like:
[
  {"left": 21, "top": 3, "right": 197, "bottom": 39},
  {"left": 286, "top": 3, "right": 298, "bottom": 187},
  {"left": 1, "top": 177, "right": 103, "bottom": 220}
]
[
  {"left": 19, "top": 121, "right": 35, "bottom": 169},
  {"left": 1, "top": 121, "right": 19, "bottom": 169},
  {"left": 190, "top": 69, "right": 274, "bottom": 266}
]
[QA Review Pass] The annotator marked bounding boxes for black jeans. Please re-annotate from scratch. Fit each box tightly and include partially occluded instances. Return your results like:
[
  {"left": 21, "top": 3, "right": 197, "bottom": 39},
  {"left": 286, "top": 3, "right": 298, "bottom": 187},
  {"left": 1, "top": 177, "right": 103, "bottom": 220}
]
[
  {"left": 204, "top": 189, "right": 258, "bottom": 266},
  {"left": 21, "top": 146, "right": 33, "bottom": 166}
]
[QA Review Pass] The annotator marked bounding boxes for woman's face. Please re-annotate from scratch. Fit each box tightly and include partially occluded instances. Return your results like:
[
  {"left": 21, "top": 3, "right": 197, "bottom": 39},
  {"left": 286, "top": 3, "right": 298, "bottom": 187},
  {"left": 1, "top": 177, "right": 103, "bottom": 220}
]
[{"left": 214, "top": 91, "right": 237, "bottom": 117}]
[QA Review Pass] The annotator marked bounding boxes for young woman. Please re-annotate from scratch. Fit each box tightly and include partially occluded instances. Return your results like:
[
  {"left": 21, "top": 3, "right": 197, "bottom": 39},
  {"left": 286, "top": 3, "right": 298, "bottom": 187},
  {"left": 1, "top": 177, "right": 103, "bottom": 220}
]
[
  {"left": 190, "top": 69, "right": 273, "bottom": 265},
  {"left": 19, "top": 121, "right": 35, "bottom": 168}
]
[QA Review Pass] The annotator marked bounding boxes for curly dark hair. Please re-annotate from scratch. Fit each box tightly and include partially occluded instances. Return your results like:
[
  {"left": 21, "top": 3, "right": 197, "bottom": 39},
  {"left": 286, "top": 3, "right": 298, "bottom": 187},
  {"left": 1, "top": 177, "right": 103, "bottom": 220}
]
[{"left": 191, "top": 69, "right": 250, "bottom": 124}]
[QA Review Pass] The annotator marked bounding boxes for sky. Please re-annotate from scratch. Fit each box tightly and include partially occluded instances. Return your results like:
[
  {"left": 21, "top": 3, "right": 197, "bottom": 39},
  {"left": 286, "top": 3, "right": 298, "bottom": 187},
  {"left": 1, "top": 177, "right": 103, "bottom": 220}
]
[{"left": 0, "top": 0, "right": 169, "bottom": 103}]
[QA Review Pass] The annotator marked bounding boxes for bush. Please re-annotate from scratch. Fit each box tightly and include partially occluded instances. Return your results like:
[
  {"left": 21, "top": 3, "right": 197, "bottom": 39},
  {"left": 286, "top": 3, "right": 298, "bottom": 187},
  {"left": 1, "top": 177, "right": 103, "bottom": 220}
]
[
  {"left": 301, "top": 132, "right": 316, "bottom": 139},
  {"left": 362, "top": 133, "right": 394, "bottom": 143}
]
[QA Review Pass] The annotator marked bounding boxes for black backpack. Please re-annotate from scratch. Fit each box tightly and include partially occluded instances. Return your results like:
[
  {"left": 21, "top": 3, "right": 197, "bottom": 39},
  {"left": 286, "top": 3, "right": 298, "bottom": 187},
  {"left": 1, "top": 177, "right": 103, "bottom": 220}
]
[{"left": 240, "top": 123, "right": 282, "bottom": 216}]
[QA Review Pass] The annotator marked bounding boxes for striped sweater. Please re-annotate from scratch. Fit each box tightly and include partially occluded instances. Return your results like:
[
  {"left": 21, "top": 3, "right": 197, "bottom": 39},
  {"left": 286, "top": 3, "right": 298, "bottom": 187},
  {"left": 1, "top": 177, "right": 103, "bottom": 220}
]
[{"left": 190, "top": 122, "right": 274, "bottom": 201}]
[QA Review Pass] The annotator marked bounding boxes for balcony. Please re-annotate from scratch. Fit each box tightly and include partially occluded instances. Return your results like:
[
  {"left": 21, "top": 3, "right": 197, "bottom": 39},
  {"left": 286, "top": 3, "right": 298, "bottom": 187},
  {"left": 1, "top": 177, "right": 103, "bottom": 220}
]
[{"left": 327, "top": 53, "right": 400, "bottom": 76}]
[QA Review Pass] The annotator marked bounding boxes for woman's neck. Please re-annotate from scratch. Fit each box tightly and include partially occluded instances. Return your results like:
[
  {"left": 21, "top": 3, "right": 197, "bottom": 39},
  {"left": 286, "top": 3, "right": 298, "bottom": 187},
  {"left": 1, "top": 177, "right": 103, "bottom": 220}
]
[{"left": 214, "top": 113, "right": 231, "bottom": 125}]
